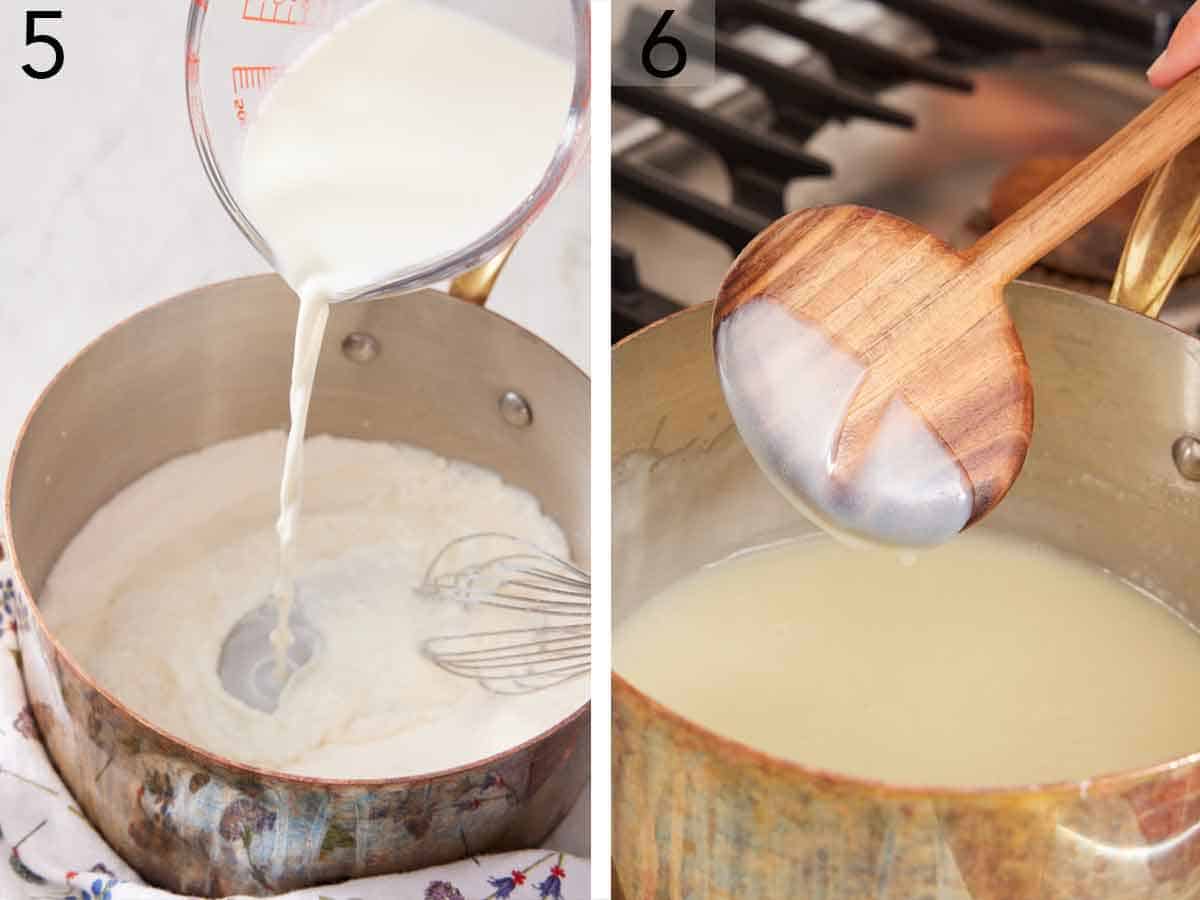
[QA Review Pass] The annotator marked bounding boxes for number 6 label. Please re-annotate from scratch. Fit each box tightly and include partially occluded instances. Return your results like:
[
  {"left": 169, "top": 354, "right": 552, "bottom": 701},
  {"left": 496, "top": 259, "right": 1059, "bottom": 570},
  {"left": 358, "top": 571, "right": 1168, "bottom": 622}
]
[
  {"left": 642, "top": 10, "right": 687, "bottom": 79},
  {"left": 616, "top": 3, "right": 715, "bottom": 87}
]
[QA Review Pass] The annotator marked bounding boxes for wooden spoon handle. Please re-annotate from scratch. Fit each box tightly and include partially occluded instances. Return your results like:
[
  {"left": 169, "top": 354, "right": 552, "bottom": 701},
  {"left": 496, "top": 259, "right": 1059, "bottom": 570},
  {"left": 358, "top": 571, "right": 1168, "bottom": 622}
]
[{"left": 965, "top": 68, "right": 1200, "bottom": 286}]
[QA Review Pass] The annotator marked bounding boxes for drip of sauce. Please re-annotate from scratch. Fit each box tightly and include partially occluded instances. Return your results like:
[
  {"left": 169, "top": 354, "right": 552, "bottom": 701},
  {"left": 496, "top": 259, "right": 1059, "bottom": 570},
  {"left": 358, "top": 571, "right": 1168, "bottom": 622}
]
[
  {"left": 715, "top": 301, "right": 972, "bottom": 548},
  {"left": 237, "top": 0, "right": 573, "bottom": 671},
  {"left": 616, "top": 531, "right": 1200, "bottom": 787}
]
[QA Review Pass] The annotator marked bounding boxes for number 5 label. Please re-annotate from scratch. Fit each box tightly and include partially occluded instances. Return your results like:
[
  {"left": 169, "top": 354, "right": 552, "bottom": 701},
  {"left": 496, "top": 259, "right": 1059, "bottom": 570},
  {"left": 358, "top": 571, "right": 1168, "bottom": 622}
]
[{"left": 22, "top": 10, "right": 64, "bottom": 80}]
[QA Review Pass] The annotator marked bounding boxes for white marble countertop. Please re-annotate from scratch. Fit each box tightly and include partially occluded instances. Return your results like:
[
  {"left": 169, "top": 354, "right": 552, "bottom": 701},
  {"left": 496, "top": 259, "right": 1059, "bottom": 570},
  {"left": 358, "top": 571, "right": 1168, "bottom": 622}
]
[{"left": 1, "top": 0, "right": 589, "bottom": 862}]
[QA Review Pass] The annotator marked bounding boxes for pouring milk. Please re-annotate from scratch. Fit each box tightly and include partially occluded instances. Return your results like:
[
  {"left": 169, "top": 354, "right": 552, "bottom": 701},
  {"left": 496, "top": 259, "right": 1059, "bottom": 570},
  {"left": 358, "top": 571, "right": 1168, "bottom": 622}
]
[{"left": 238, "top": 0, "right": 573, "bottom": 671}]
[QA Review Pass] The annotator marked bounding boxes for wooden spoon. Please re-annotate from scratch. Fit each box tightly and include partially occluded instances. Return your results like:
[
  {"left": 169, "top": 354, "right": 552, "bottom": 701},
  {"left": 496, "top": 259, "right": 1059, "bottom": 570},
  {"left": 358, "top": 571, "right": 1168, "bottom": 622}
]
[
  {"left": 989, "top": 153, "right": 1200, "bottom": 282},
  {"left": 713, "top": 68, "right": 1200, "bottom": 548}
]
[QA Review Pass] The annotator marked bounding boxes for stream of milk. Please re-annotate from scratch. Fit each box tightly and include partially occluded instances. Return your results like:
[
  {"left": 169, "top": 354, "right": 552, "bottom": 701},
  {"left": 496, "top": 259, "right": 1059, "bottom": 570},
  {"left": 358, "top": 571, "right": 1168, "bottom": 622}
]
[{"left": 238, "top": 0, "right": 573, "bottom": 665}]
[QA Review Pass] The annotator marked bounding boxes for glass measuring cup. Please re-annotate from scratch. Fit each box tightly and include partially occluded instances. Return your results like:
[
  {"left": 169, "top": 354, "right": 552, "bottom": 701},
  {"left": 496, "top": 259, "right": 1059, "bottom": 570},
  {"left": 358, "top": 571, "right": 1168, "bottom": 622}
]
[{"left": 184, "top": 0, "right": 590, "bottom": 302}]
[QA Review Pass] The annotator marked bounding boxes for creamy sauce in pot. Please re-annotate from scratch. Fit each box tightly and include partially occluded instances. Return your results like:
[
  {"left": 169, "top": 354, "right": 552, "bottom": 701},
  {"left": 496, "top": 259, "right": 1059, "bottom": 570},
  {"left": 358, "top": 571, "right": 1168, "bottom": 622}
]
[
  {"left": 616, "top": 530, "right": 1200, "bottom": 787},
  {"left": 42, "top": 432, "right": 587, "bottom": 778}
]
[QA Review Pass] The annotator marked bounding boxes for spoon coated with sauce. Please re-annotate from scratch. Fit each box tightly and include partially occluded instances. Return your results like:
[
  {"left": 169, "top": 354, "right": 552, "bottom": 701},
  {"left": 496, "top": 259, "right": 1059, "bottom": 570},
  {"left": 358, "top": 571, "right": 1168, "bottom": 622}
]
[{"left": 714, "top": 68, "right": 1200, "bottom": 548}]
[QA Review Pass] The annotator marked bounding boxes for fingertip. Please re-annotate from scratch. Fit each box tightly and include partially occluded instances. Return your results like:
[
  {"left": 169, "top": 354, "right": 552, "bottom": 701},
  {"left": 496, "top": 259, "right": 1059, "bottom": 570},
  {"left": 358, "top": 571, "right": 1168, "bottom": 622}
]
[
  {"left": 1147, "top": 58, "right": 1166, "bottom": 87},
  {"left": 1147, "top": 50, "right": 1170, "bottom": 87},
  {"left": 1148, "top": 7, "right": 1200, "bottom": 88}
]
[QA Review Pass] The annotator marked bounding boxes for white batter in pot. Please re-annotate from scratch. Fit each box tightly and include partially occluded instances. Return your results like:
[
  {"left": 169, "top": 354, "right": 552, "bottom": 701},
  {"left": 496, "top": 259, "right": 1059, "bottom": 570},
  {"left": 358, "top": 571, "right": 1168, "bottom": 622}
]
[{"left": 42, "top": 432, "right": 587, "bottom": 779}]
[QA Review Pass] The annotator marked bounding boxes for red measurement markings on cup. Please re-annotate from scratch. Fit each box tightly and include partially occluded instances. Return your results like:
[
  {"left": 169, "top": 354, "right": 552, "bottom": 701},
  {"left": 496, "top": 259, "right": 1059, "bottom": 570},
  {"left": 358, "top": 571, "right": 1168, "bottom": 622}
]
[
  {"left": 241, "top": 0, "right": 338, "bottom": 26},
  {"left": 187, "top": 51, "right": 207, "bottom": 135},
  {"left": 242, "top": 0, "right": 304, "bottom": 24},
  {"left": 232, "top": 65, "right": 278, "bottom": 125}
]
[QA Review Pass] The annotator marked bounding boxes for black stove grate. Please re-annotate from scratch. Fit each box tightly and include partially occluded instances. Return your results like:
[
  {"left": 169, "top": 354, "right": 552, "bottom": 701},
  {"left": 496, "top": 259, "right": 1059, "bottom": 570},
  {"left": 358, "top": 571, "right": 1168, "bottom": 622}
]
[
  {"left": 613, "top": 82, "right": 832, "bottom": 200},
  {"left": 614, "top": 157, "right": 773, "bottom": 253},
  {"left": 716, "top": 0, "right": 973, "bottom": 92},
  {"left": 612, "top": 0, "right": 1187, "bottom": 342}
]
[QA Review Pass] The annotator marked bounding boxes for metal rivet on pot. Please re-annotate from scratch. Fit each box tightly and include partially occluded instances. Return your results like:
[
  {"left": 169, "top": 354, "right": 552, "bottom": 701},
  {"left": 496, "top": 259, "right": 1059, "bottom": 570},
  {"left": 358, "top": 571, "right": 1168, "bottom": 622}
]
[
  {"left": 1173, "top": 435, "right": 1200, "bottom": 481},
  {"left": 499, "top": 391, "right": 533, "bottom": 428},
  {"left": 341, "top": 333, "right": 380, "bottom": 364}
]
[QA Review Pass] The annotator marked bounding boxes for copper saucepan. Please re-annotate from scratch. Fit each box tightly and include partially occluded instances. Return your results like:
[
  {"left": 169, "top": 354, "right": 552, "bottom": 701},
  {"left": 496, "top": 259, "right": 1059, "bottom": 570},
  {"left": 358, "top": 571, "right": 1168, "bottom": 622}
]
[
  {"left": 612, "top": 148, "right": 1200, "bottom": 898},
  {"left": 5, "top": 276, "right": 590, "bottom": 896}
]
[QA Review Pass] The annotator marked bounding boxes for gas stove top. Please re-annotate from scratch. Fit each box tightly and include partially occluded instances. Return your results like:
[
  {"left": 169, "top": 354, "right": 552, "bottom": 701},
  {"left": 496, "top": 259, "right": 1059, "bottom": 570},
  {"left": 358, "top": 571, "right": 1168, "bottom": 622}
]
[{"left": 612, "top": 0, "right": 1200, "bottom": 341}]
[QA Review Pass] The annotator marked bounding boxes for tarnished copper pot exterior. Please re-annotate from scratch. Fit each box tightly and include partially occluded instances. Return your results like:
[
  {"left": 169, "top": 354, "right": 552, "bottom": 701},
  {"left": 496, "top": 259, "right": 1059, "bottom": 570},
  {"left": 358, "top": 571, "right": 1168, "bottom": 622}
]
[
  {"left": 613, "top": 287, "right": 1200, "bottom": 899},
  {"left": 6, "top": 276, "right": 590, "bottom": 896}
]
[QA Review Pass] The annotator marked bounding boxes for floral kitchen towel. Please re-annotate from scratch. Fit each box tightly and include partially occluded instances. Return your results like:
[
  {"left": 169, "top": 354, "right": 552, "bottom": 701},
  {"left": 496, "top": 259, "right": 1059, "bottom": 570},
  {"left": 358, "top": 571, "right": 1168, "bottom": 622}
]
[{"left": 0, "top": 562, "right": 588, "bottom": 900}]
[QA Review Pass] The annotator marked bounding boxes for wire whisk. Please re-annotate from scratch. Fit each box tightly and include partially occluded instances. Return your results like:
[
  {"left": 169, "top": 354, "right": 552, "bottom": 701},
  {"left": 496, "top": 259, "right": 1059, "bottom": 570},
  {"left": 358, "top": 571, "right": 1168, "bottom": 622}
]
[{"left": 419, "top": 533, "right": 590, "bottom": 695}]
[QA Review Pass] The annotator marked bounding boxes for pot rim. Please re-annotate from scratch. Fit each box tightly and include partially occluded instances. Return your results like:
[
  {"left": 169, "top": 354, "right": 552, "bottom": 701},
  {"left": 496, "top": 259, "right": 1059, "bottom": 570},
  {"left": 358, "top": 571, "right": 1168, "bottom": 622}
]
[
  {"left": 613, "top": 283, "right": 1200, "bottom": 801},
  {"left": 5, "top": 273, "right": 591, "bottom": 788},
  {"left": 612, "top": 280, "right": 1200, "bottom": 353},
  {"left": 613, "top": 665, "right": 1200, "bottom": 801}
]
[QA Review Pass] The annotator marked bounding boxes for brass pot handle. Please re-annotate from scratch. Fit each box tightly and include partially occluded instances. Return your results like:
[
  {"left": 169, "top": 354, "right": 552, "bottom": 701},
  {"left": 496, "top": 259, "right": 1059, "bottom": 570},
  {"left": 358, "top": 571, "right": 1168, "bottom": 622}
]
[
  {"left": 1109, "top": 138, "right": 1200, "bottom": 319},
  {"left": 447, "top": 242, "right": 518, "bottom": 307}
]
